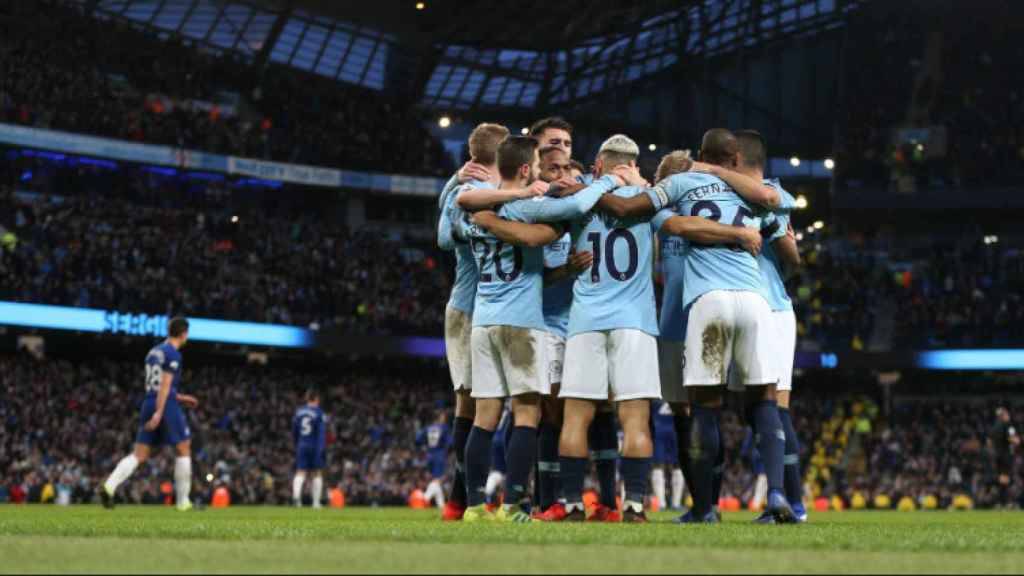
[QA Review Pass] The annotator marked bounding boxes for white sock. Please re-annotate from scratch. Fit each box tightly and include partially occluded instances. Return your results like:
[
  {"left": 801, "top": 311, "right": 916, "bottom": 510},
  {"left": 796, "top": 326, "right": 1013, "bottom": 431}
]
[
  {"left": 293, "top": 474, "right": 306, "bottom": 506},
  {"left": 485, "top": 471, "right": 504, "bottom": 498},
  {"left": 753, "top": 474, "right": 768, "bottom": 509},
  {"left": 311, "top": 476, "right": 324, "bottom": 508},
  {"left": 104, "top": 454, "right": 139, "bottom": 494},
  {"left": 174, "top": 457, "right": 192, "bottom": 508},
  {"left": 671, "top": 468, "right": 685, "bottom": 509},
  {"left": 651, "top": 468, "right": 666, "bottom": 510},
  {"left": 424, "top": 479, "right": 445, "bottom": 509}
]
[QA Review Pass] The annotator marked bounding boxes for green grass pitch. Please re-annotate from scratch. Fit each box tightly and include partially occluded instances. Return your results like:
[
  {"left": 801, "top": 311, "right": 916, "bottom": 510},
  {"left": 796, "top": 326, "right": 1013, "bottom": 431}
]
[{"left": 2, "top": 506, "right": 1024, "bottom": 574}]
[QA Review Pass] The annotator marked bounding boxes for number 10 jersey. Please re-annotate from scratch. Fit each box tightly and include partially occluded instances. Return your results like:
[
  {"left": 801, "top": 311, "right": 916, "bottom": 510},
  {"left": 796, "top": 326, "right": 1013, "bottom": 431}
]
[{"left": 567, "top": 185, "right": 659, "bottom": 339}]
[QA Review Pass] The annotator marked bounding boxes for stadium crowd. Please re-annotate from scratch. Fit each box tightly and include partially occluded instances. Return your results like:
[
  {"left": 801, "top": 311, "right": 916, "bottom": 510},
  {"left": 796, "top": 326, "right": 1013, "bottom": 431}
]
[
  {"left": 0, "top": 0, "right": 451, "bottom": 176},
  {"left": 2, "top": 350, "right": 1019, "bottom": 510},
  {"left": 0, "top": 184, "right": 448, "bottom": 334},
  {"left": 0, "top": 353, "right": 449, "bottom": 506}
]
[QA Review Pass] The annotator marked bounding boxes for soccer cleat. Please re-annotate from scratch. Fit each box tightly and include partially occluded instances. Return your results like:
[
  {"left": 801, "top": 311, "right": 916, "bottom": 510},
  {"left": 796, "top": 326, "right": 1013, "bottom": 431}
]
[
  {"left": 622, "top": 508, "right": 648, "bottom": 524},
  {"left": 536, "top": 502, "right": 569, "bottom": 522},
  {"left": 766, "top": 490, "right": 796, "bottom": 524},
  {"left": 99, "top": 486, "right": 115, "bottom": 510},
  {"left": 675, "top": 509, "right": 720, "bottom": 524},
  {"left": 754, "top": 510, "right": 777, "bottom": 525},
  {"left": 792, "top": 502, "right": 808, "bottom": 524},
  {"left": 462, "top": 504, "right": 495, "bottom": 523},
  {"left": 587, "top": 504, "right": 621, "bottom": 523},
  {"left": 499, "top": 505, "right": 532, "bottom": 524},
  {"left": 176, "top": 500, "right": 193, "bottom": 512},
  {"left": 442, "top": 502, "right": 466, "bottom": 522}
]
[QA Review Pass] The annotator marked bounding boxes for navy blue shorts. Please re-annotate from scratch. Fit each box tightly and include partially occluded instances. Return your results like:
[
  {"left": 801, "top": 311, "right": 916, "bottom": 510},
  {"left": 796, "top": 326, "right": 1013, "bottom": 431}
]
[
  {"left": 296, "top": 444, "right": 326, "bottom": 471},
  {"left": 654, "top": 427, "right": 678, "bottom": 466},
  {"left": 136, "top": 398, "right": 191, "bottom": 448},
  {"left": 428, "top": 455, "right": 446, "bottom": 479}
]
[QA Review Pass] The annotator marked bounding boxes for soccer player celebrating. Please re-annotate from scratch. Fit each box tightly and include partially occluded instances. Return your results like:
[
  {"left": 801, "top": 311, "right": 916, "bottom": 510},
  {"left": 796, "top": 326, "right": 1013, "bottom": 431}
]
[
  {"left": 646, "top": 129, "right": 792, "bottom": 524},
  {"left": 650, "top": 150, "right": 700, "bottom": 520},
  {"left": 417, "top": 412, "right": 454, "bottom": 509},
  {"left": 437, "top": 122, "right": 532, "bottom": 521},
  {"left": 292, "top": 389, "right": 327, "bottom": 509},
  {"left": 732, "top": 130, "right": 804, "bottom": 523},
  {"left": 100, "top": 317, "right": 197, "bottom": 511},
  {"left": 454, "top": 136, "right": 625, "bottom": 522},
  {"left": 533, "top": 146, "right": 592, "bottom": 520}
]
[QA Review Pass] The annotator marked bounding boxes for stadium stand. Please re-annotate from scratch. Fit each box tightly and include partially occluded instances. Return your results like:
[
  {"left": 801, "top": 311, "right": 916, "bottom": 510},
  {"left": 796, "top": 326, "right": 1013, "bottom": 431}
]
[{"left": 0, "top": 0, "right": 452, "bottom": 176}]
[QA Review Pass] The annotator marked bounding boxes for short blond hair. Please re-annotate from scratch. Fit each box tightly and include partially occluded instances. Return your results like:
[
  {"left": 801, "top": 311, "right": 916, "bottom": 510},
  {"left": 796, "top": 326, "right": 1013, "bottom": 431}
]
[
  {"left": 468, "top": 123, "right": 510, "bottom": 165},
  {"left": 655, "top": 150, "right": 693, "bottom": 182}
]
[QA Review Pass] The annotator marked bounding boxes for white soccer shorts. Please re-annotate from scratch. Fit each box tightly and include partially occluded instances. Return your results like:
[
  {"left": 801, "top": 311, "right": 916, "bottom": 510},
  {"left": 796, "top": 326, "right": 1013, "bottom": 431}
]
[
  {"left": 683, "top": 290, "right": 777, "bottom": 387},
  {"left": 471, "top": 326, "right": 550, "bottom": 399},
  {"left": 657, "top": 339, "right": 687, "bottom": 404},
  {"left": 445, "top": 305, "right": 473, "bottom": 391},
  {"left": 561, "top": 329, "right": 661, "bottom": 401},
  {"left": 544, "top": 331, "right": 566, "bottom": 388},
  {"left": 727, "top": 308, "right": 796, "bottom": 392}
]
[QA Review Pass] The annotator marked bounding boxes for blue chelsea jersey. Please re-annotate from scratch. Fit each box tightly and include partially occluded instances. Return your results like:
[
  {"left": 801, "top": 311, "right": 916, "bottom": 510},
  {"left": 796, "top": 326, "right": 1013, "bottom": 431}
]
[{"left": 144, "top": 342, "right": 182, "bottom": 399}]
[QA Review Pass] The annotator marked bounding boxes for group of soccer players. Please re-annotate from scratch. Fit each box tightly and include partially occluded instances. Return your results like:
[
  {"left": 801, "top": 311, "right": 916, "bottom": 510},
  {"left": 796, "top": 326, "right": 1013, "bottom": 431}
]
[{"left": 437, "top": 116, "right": 807, "bottom": 524}]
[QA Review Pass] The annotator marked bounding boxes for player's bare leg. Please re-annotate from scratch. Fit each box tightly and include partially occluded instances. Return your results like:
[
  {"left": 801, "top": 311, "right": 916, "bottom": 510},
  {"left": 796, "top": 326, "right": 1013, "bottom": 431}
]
[
  {"left": 618, "top": 399, "right": 654, "bottom": 523},
  {"left": 101, "top": 443, "right": 152, "bottom": 509},
  {"left": 557, "top": 398, "right": 597, "bottom": 521},
  {"left": 174, "top": 440, "right": 193, "bottom": 511}
]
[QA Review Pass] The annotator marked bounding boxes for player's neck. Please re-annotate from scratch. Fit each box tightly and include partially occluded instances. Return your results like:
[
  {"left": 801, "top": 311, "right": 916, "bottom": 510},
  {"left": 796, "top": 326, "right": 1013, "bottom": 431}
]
[
  {"left": 166, "top": 338, "right": 182, "bottom": 350},
  {"left": 737, "top": 167, "right": 764, "bottom": 181}
]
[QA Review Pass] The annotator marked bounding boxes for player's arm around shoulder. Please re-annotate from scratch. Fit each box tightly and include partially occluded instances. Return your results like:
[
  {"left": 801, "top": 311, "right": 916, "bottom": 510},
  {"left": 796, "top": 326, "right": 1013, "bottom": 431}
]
[
  {"left": 690, "top": 162, "right": 781, "bottom": 209},
  {"left": 661, "top": 214, "right": 762, "bottom": 257},
  {"left": 469, "top": 209, "right": 561, "bottom": 248},
  {"left": 456, "top": 180, "right": 548, "bottom": 211}
]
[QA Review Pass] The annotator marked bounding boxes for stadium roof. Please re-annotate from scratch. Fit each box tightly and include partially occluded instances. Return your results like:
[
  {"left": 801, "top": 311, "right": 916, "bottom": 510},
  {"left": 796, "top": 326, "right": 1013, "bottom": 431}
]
[{"left": 74, "top": 0, "right": 864, "bottom": 105}]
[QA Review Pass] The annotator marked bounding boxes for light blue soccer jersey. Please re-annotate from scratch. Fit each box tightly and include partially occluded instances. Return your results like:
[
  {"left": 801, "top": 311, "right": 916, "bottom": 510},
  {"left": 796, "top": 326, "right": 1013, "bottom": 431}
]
[
  {"left": 646, "top": 172, "right": 773, "bottom": 308},
  {"left": 652, "top": 214, "right": 688, "bottom": 342},
  {"left": 457, "top": 175, "right": 621, "bottom": 331},
  {"left": 542, "top": 234, "right": 573, "bottom": 339},
  {"left": 438, "top": 175, "right": 494, "bottom": 314},
  {"left": 757, "top": 180, "right": 795, "bottom": 312},
  {"left": 567, "top": 186, "right": 659, "bottom": 337}
]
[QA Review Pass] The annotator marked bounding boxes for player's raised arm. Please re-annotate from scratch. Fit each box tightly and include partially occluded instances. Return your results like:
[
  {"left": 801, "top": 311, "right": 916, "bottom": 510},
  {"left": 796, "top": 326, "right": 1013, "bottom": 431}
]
[
  {"left": 456, "top": 180, "right": 548, "bottom": 211},
  {"left": 690, "top": 161, "right": 781, "bottom": 209},
  {"left": 469, "top": 210, "right": 562, "bottom": 248},
  {"left": 657, "top": 212, "right": 763, "bottom": 256}
]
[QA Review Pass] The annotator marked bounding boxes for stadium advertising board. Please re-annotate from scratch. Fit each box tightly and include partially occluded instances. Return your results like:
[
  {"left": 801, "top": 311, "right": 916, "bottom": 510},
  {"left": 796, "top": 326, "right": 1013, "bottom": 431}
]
[{"left": 0, "top": 123, "right": 444, "bottom": 196}]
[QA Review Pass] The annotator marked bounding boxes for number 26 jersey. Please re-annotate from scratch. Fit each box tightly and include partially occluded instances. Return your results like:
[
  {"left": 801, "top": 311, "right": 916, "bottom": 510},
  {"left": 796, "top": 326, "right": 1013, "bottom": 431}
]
[
  {"left": 647, "top": 172, "right": 774, "bottom": 308},
  {"left": 568, "top": 186, "right": 659, "bottom": 339}
]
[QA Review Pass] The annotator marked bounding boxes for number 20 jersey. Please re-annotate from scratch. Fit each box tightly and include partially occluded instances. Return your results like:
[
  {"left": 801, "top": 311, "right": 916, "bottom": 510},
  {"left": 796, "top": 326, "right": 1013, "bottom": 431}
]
[
  {"left": 568, "top": 186, "right": 659, "bottom": 339},
  {"left": 647, "top": 172, "right": 773, "bottom": 308}
]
